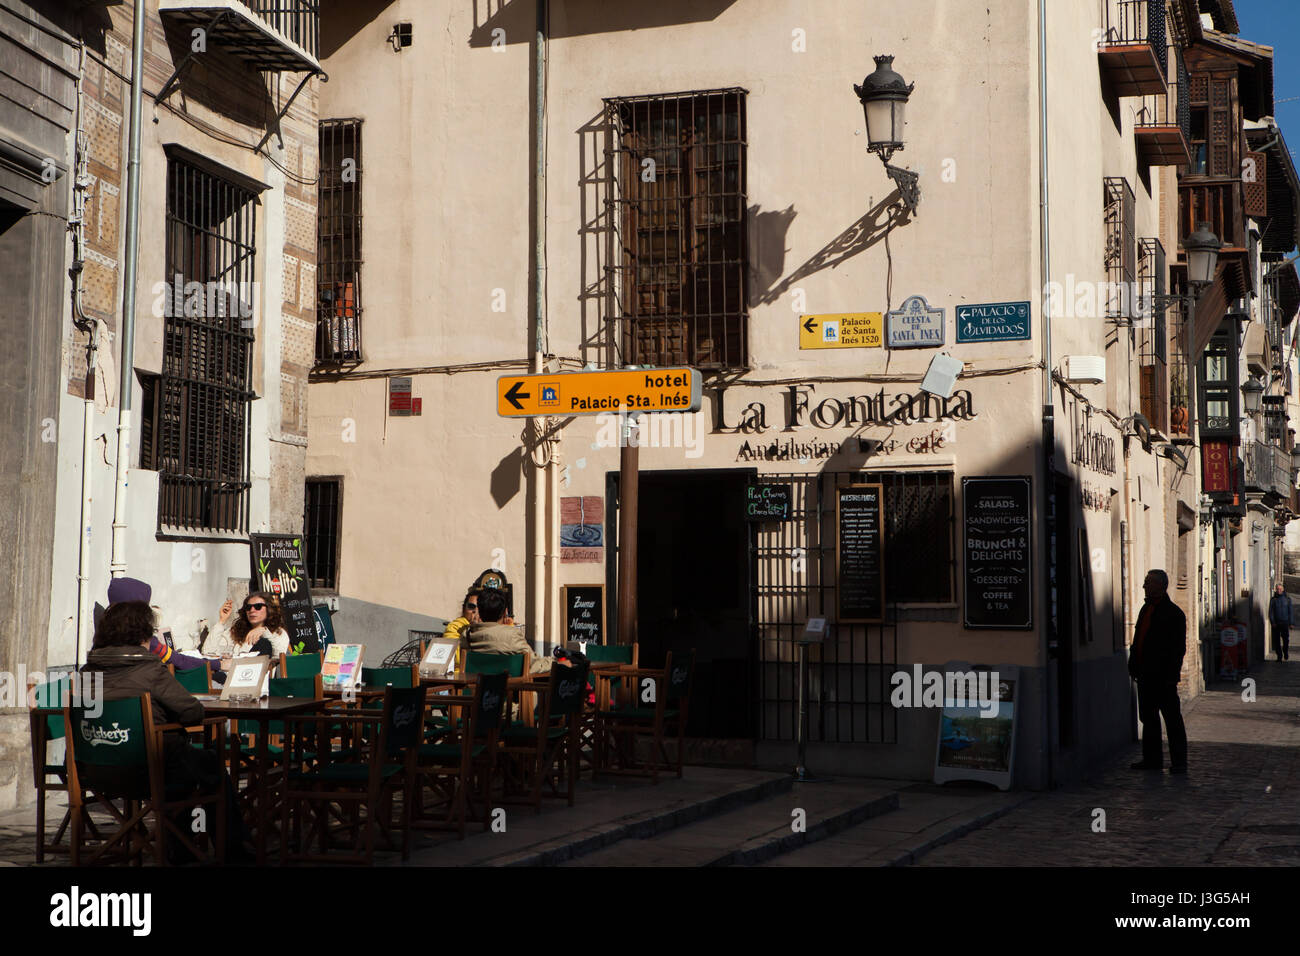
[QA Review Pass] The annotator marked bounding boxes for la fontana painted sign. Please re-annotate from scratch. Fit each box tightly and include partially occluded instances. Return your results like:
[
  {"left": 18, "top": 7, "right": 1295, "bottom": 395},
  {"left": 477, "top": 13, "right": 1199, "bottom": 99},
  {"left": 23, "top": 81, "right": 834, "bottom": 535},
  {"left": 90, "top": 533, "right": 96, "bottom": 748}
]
[{"left": 710, "top": 383, "right": 976, "bottom": 434}]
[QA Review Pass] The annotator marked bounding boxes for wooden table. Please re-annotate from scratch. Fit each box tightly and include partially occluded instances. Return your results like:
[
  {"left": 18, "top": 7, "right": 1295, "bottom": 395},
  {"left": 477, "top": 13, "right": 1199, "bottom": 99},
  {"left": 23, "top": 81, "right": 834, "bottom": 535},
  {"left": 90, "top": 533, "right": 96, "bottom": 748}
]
[{"left": 199, "top": 695, "right": 332, "bottom": 865}]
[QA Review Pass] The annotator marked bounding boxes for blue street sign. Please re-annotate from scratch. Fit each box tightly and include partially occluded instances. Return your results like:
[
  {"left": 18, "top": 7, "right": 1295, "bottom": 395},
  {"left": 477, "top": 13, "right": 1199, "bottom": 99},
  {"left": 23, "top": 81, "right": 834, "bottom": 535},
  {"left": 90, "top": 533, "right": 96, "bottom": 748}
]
[{"left": 955, "top": 301, "right": 1032, "bottom": 343}]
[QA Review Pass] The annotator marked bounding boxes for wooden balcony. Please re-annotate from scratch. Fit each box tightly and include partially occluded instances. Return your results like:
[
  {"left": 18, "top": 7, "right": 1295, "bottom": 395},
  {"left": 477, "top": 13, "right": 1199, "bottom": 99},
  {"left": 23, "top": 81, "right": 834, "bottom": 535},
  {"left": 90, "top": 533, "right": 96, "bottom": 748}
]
[
  {"left": 1179, "top": 178, "right": 1251, "bottom": 294},
  {"left": 158, "top": 0, "right": 320, "bottom": 73},
  {"left": 1098, "top": 0, "right": 1168, "bottom": 97},
  {"left": 1243, "top": 440, "right": 1291, "bottom": 502}
]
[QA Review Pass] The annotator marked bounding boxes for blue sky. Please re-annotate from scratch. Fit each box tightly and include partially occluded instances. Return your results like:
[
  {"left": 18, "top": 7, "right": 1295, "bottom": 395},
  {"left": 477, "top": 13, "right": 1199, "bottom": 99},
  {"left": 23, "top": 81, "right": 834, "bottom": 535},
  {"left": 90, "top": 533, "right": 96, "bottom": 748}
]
[{"left": 1233, "top": 0, "right": 1299, "bottom": 144}]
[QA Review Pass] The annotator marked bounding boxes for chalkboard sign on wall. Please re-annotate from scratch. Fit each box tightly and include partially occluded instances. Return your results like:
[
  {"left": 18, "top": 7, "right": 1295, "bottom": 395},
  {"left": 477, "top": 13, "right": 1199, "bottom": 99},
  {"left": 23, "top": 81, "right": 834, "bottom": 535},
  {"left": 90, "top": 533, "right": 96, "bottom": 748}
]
[
  {"left": 962, "top": 476, "right": 1033, "bottom": 630},
  {"left": 250, "top": 534, "right": 320, "bottom": 652},
  {"left": 561, "top": 585, "right": 604, "bottom": 646},
  {"left": 836, "top": 485, "right": 885, "bottom": 623},
  {"left": 745, "top": 483, "right": 793, "bottom": 521}
]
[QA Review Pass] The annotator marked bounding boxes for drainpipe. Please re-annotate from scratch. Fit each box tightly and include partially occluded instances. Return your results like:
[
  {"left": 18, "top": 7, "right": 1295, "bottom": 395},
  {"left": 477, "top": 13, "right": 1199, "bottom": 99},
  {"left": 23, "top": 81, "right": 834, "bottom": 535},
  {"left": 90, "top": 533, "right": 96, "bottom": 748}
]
[
  {"left": 108, "top": 0, "right": 147, "bottom": 582},
  {"left": 528, "top": 0, "right": 548, "bottom": 653},
  {"left": 1037, "top": 0, "right": 1056, "bottom": 789},
  {"left": 70, "top": 39, "right": 96, "bottom": 663}
]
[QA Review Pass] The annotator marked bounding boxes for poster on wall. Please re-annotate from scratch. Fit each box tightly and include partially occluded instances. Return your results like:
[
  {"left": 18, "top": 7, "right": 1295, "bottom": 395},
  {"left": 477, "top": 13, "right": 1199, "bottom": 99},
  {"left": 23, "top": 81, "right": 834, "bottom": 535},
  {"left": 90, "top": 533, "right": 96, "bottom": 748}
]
[
  {"left": 836, "top": 485, "right": 885, "bottom": 623},
  {"left": 963, "top": 476, "right": 1033, "bottom": 630},
  {"left": 561, "top": 496, "right": 604, "bottom": 563},
  {"left": 249, "top": 534, "right": 319, "bottom": 652},
  {"left": 934, "top": 663, "right": 1018, "bottom": 791}
]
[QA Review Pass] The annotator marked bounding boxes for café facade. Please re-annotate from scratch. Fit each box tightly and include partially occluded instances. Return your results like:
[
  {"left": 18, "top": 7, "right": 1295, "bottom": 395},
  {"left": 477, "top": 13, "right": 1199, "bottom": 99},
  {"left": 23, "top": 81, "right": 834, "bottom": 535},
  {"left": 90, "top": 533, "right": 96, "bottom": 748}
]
[{"left": 305, "top": 0, "right": 1222, "bottom": 788}]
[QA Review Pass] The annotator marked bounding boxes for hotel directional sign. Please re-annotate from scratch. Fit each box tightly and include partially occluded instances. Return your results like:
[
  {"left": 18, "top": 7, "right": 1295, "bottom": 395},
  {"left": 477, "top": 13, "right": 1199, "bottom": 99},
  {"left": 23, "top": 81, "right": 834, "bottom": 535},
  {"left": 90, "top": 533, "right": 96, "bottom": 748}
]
[
  {"left": 798, "top": 313, "right": 883, "bottom": 350},
  {"left": 496, "top": 367, "right": 702, "bottom": 418}
]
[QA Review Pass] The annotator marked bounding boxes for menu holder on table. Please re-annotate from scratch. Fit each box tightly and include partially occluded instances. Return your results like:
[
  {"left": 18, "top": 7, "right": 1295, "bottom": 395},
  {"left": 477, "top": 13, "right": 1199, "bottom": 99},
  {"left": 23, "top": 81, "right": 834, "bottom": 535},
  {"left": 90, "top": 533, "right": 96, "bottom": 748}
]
[
  {"left": 419, "top": 638, "right": 458, "bottom": 678},
  {"left": 220, "top": 656, "right": 271, "bottom": 702},
  {"left": 322, "top": 643, "right": 365, "bottom": 691}
]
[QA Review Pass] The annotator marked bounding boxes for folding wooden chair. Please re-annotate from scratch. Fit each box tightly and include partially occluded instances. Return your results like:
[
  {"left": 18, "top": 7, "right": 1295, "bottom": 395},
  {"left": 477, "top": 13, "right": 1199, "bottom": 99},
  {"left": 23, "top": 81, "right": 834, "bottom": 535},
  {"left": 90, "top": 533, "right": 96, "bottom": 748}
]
[
  {"left": 28, "top": 675, "right": 100, "bottom": 861},
  {"left": 500, "top": 663, "right": 589, "bottom": 811},
  {"left": 280, "top": 685, "right": 426, "bottom": 864},
  {"left": 595, "top": 650, "right": 695, "bottom": 784},
  {"left": 413, "top": 672, "right": 508, "bottom": 837},
  {"left": 65, "top": 694, "right": 227, "bottom": 866}
]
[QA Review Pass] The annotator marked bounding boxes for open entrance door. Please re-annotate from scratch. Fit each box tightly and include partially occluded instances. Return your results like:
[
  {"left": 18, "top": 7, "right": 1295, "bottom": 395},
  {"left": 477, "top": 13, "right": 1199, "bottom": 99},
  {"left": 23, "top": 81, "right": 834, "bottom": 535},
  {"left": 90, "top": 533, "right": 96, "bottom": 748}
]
[{"left": 607, "top": 469, "right": 755, "bottom": 740}]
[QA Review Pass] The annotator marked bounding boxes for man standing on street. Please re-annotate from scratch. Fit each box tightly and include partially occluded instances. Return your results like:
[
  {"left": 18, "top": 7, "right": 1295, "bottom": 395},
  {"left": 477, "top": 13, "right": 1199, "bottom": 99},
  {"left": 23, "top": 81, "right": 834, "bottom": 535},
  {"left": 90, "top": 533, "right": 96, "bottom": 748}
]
[
  {"left": 1129, "top": 569, "right": 1188, "bottom": 774},
  {"left": 1269, "top": 583, "right": 1291, "bottom": 662}
]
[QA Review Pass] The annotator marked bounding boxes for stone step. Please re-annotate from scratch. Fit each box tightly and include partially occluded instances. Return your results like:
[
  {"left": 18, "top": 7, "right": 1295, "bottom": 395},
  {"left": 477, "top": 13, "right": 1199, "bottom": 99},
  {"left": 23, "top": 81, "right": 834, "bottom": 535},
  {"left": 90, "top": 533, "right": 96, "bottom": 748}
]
[{"left": 560, "top": 780, "right": 899, "bottom": 867}]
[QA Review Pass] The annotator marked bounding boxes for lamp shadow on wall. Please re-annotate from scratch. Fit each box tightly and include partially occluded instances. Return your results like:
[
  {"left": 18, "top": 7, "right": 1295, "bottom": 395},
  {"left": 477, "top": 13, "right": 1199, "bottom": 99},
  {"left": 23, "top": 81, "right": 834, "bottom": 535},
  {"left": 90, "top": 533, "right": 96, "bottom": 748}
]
[
  {"left": 469, "top": 0, "right": 740, "bottom": 47},
  {"left": 320, "top": 0, "right": 402, "bottom": 60},
  {"left": 749, "top": 194, "right": 912, "bottom": 308}
]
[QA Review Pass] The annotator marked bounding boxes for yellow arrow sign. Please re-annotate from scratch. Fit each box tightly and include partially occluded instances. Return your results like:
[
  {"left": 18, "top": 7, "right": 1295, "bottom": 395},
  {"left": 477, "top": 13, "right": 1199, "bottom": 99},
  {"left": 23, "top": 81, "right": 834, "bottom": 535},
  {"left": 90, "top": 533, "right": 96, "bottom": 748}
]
[
  {"left": 799, "top": 312, "right": 883, "bottom": 349},
  {"left": 496, "top": 368, "right": 702, "bottom": 418}
]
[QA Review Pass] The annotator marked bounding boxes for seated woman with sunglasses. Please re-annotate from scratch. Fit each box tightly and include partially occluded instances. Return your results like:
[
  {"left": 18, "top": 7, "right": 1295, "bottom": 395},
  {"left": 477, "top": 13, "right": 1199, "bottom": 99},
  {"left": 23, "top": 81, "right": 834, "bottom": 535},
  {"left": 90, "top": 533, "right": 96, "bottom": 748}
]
[{"left": 205, "top": 593, "right": 291, "bottom": 661}]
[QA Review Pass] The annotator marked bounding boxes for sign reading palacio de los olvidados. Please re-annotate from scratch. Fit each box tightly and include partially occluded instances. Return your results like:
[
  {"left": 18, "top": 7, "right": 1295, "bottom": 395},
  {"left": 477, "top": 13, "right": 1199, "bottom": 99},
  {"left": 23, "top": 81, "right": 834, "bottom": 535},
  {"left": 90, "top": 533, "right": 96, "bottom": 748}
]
[{"left": 710, "top": 383, "right": 977, "bottom": 462}]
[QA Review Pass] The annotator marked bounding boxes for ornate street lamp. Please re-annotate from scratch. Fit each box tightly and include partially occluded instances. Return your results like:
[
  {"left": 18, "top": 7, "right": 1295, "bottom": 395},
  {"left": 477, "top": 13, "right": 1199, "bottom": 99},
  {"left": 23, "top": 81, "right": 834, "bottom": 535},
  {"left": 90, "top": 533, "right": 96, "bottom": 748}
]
[
  {"left": 1184, "top": 221, "right": 1223, "bottom": 289},
  {"left": 854, "top": 55, "right": 920, "bottom": 214},
  {"left": 1242, "top": 377, "right": 1264, "bottom": 416}
]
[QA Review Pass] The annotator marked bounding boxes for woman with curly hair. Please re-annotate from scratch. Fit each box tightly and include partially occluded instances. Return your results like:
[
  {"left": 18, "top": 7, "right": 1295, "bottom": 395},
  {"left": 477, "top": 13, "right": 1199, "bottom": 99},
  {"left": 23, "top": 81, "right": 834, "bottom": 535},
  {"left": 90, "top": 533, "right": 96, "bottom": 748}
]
[{"left": 205, "top": 592, "right": 291, "bottom": 659}]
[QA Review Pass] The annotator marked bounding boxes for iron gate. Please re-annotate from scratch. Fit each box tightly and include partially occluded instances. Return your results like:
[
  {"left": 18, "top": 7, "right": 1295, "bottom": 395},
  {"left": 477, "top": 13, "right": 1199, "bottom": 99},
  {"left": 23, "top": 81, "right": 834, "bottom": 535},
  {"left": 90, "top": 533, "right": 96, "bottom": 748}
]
[{"left": 750, "top": 471, "right": 910, "bottom": 744}]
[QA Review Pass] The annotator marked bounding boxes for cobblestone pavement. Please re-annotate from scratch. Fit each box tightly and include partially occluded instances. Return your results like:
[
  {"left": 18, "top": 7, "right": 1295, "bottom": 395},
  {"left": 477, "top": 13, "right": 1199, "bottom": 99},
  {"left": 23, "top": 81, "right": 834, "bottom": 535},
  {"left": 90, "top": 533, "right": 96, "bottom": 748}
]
[{"left": 916, "top": 661, "right": 1300, "bottom": 866}]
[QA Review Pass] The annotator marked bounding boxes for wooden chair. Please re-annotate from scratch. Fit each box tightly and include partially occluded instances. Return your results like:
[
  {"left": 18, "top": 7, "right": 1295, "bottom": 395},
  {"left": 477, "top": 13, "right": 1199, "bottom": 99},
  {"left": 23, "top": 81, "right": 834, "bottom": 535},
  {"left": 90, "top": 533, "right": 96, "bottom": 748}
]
[
  {"left": 595, "top": 650, "right": 695, "bottom": 784},
  {"left": 279, "top": 651, "right": 323, "bottom": 679},
  {"left": 28, "top": 676, "right": 99, "bottom": 861},
  {"left": 65, "top": 694, "right": 227, "bottom": 866},
  {"left": 413, "top": 672, "right": 508, "bottom": 837},
  {"left": 499, "top": 663, "right": 589, "bottom": 811},
  {"left": 280, "top": 685, "right": 427, "bottom": 864},
  {"left": 168, "top": 663, "right": 213, "bottom": 694}
]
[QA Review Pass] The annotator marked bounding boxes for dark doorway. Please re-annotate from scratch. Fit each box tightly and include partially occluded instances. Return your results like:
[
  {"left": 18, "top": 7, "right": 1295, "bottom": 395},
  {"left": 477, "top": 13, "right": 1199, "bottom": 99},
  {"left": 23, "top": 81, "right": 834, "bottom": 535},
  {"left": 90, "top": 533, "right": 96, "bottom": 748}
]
[{"left": 607, "top": 469, "right": 755, "bottom": 739}]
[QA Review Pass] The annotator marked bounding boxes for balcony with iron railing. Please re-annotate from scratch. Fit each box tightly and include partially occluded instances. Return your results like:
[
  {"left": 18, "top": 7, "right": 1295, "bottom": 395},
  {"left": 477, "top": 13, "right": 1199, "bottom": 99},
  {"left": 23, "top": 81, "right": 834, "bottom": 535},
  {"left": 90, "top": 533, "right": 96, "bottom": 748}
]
[
  {"left": 1135, "top": 45, "right": 1190, "bottom": 167},
  {"left": 1098, "top": 0, "right": 1168, "bottom": 97},
  {"left": 158, "top": 0, "right": 320, "bottom": 73},
  {"left": 1243, "top": 439, "right": 1291, "bottom": 501}
]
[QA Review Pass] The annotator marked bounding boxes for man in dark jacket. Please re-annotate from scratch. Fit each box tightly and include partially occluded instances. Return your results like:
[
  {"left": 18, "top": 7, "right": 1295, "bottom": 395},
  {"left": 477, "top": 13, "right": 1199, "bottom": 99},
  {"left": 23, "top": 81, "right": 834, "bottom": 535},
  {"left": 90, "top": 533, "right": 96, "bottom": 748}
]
[
  {"left": 1128, "top": 569, "right": 1188, "bottom": 773},
  {"left": 1269, "top": 583, "right": 1291, "bottom": 662}
]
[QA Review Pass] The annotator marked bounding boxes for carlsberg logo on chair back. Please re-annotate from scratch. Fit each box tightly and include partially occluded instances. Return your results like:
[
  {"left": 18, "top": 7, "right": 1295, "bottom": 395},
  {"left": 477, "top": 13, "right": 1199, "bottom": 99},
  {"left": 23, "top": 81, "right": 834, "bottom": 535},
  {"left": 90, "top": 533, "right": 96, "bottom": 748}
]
[{"left": 81, "top": 722, "right": 131, "bottom": 747}]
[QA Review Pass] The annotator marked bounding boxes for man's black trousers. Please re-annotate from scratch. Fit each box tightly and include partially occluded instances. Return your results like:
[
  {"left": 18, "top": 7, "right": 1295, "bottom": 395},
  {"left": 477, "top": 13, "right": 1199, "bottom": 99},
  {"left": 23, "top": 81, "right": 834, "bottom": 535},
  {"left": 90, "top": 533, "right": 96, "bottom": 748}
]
[
  {"left": 1273, "top": 624, "right": 1290, "bottom": 661},
  {"left": 1136, "top": 681, "right": 1187, "bottom": 769}
]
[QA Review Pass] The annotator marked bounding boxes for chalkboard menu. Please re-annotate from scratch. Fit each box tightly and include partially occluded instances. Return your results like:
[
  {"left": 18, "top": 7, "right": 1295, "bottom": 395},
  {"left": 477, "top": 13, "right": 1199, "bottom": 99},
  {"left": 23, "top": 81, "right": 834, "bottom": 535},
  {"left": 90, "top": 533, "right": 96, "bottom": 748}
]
[
  {"left": 745, "top": 483, "right": 793, "bottom": 521},
  {"left": 962, "top": 477, "right": 1033, "bottom": 630},
  {"left": 561, "top": 585, "right": 604, "bottom": 645},
  {"left": 249, "top": 533, "right": 320, "bottom": 652},
  {"left": 836, "top": 485, "right": 885, "bottom": 622}
]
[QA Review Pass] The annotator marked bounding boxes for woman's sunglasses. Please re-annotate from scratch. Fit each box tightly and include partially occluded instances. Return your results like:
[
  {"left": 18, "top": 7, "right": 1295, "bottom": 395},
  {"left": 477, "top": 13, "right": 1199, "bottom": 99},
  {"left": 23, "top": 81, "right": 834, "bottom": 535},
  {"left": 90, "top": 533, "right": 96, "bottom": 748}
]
[{"left": 245, "top": 602, "right": 267, "bottom": 611}]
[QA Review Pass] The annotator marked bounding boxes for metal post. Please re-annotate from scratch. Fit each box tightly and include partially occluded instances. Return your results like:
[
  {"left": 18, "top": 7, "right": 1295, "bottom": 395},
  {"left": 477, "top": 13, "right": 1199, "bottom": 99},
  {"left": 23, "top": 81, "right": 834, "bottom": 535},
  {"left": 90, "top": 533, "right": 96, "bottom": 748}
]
[
  {"left": 617, "top": 412, "right": 639, "bottom": 645},
  {"left": 794, "top": 640, "right": 811, "bottom": 780}
]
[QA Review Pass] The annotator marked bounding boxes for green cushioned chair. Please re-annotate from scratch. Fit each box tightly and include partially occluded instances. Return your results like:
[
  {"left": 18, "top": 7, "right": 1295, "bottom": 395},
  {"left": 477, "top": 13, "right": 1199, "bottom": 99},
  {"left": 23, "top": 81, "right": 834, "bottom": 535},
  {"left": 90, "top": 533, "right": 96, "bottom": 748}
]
[
  {"left": 465, "top": 652, "right": 525, "bottom": 677},
  {"left": 412, "top": 672, "right": 507, "bottom": 838},
  {"left": 281, "top": 685, "right": 427, "bottom": 864},
  {"left": 66, "top": 694, "right": 226, "bottom": 866},
  {"left": 500, "top": 663, "right": 589, "bottom": 811},
  {"left": 279, "top": 651, "right": 323, "bottom": 679},
  {"left": 29, "top": 676, "right": 84, "bottom": 862},
  {"left": 171, "top": 663, "right": 213, "bottom": 694},
  {"left": 595, "top": 650, "right": 695, "bottom": 784}
]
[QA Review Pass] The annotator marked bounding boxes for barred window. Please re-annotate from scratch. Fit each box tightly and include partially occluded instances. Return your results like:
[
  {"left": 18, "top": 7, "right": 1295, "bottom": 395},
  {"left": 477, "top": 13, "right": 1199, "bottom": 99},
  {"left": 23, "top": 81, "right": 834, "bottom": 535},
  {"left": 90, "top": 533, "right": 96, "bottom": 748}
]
[
  {"left": 1104, "top": 176, "right": 1136, "bottom": 322},
  {"left": 1137, "top": 237, "right": 1168, "bottom": 433},
  {"left": 303, "top": 477, "right": 341, "bottom": 590},
  {"left": 146, "top": 151, "right": 258, "bottom": 534},
  {"left": 606, "top": 89, "right": 748, "bottom": 369},
  {"left": 317, "top": 118, "right": 362, "bottom": 365},
  {"left": 881, "top": 471, "right": 955, "bottom": 603}
]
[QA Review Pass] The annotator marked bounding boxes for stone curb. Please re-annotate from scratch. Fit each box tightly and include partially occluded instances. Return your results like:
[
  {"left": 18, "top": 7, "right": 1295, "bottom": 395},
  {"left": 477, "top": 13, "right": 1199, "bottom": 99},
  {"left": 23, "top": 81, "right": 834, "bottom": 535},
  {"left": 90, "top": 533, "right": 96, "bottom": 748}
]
[
  {"left": 494, "top": 774, "right": 795, "bottom": 866},
  {"left": 706, "top": 791, "right": 901, "bottom": 867},
  {"left": 882, "top": 794, "right": 1036, "bottom": 866}
]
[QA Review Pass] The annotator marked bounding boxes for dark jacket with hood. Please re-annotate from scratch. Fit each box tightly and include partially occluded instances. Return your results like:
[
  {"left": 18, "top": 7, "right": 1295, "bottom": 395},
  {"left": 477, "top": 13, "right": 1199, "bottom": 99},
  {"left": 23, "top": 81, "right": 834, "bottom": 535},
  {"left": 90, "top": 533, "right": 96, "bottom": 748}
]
[{"left": 81, "top": 645, "right": 205, "bottom": 741}]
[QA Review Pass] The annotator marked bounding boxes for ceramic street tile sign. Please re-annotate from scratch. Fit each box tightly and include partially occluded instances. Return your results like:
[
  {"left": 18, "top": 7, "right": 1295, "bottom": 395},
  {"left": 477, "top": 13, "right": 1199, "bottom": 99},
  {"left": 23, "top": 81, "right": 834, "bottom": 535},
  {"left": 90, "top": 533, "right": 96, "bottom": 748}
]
[
  {"left": 886, "top": 295, "right": 945, "bottom": 349},
  {"left": 955, "top": 301, "right": 1031, "bottom": 343},
  {"left": 798, "top": 313, "right": 882, "bottom": 349}
]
